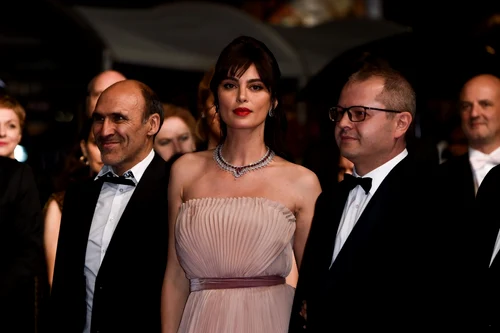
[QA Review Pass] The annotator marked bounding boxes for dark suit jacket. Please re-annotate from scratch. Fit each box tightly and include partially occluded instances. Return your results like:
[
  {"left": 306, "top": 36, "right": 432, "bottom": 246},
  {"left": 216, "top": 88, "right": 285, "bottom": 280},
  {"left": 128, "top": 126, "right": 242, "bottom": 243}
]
[
  {"left": 290, "top": 154, "right": 450, "bottom": 332},
  {"left": 474, "top": 164, "right": 500, "bottom": 330},
  {"left": 438, "top": 152, "right": 475, "bottom": 210},
  {"left": 435, "top": 152, "right": 488, "bottom": 328},
  {"left": 0, "top": 157, "right": 42, "bottom": 332},
  {"left": 50, "top": 154, "right": 170, "bottom": 333}
]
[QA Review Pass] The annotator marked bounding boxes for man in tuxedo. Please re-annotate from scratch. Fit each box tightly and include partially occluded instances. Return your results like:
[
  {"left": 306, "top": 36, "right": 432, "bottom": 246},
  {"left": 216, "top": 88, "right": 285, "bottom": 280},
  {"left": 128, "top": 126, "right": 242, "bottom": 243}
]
[
  {"left": 289, "top": 64, "right": 446, "bottom": 332},
  {"left": 435, "top": 73, "right": 500, "bottom": 327},
  {"left": 0, "top": 156, "right": 42, "bottom": 333},
  {"left": 439, "top": 73, "right": 500, "bottom": 199},
  {"left": 475, "top": 163, "right": 500, "bottom": 330},
  {"left": 50, "top": 80, "right": 169, "bottom": 333}
]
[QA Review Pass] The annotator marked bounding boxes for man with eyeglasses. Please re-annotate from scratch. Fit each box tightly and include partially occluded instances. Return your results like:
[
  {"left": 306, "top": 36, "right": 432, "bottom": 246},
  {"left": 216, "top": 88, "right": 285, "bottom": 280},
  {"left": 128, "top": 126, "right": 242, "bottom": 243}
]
[{"left": 290, "top": 63, "right": 449, "bottom": 332}]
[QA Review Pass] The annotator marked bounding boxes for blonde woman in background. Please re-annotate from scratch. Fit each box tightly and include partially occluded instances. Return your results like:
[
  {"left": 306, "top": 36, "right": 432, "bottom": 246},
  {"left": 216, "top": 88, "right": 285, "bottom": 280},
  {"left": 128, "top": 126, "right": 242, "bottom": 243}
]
[
  {"left": 0, "top": 95, "right": 25, "bottom": 159},
  {"left": 154, "top": 103, "right": 198, "bottom": 162}
]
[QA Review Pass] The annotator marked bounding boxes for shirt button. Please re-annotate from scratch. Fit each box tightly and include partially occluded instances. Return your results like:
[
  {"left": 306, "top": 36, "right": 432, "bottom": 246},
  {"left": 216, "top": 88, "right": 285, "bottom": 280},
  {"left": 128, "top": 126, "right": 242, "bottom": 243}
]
[{"left": 119, "top": 188, "right": 124, "bottom": 193}]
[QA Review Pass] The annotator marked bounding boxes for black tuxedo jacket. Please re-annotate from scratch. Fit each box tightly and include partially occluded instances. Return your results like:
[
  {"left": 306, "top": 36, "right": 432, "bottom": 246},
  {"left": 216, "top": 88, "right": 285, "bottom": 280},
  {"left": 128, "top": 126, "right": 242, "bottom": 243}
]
[
  {"left": 435, "top": 152, "right": 488, "bottom": 328},
  {"left": 290, "top": 155, "right": 451, "bottom": 332},
  {"left": 438, "top": 152, "right": 475, "bottom": 210},
  {"left": 0, "top": 157, "right": 42, "bottom": 331},
  {"left": 50, "top": 154, "right": 170, "bottom": 333},
  {"left": 474, "top": 164, "right": 500, "bottom": 330}
]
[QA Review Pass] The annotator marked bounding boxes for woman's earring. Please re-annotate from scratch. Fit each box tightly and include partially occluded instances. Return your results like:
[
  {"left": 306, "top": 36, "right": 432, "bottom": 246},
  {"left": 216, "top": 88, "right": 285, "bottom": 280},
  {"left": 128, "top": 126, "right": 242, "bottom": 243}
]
[
  {"left": 268, "top": 108, "right": 274, "bottom": 117},
  {"left": 80, "top": 155, "right": 89, "bottom": 166},
  {"left": 201, "top": 112, "right": 206, "bottom": 118}
]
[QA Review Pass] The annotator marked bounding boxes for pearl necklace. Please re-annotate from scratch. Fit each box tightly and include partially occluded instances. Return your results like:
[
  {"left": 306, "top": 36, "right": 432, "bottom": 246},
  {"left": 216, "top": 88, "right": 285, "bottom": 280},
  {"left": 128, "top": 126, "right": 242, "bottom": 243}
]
[{"left": 213, "top": 144, "right": 275, "bottom": 178}]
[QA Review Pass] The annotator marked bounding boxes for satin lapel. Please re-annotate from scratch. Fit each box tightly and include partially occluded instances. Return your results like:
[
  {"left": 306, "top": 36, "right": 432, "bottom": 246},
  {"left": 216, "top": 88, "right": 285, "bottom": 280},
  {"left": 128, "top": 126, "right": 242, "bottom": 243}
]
[
  {"left": 484, "top": 171, "right": 500, "bottom": 269},
  {"left": 490, "top": 216, "right": 500, "bottom": 271},
  {"left": 323, "top": 184, "right": 351, "bottom": 267},
  {"left": 331, "top": 157, "right": 409, "bottom": 271},
  {"left": 486, "top": 217, "right": 500, "bottom": 264},
  {"left": 460, "top": 153, "right": 476, "bottom": 200},
  {"left": 74, "top": 179, "right": 103, "bottom": 264},
  {"left": 98, "top": 155, "right": 166, "bottom": 272}
]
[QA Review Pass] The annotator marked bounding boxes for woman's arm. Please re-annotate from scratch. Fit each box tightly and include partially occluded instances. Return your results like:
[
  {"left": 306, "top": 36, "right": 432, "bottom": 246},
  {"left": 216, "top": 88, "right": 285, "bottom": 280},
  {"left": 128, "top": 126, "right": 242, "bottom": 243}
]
[
  {"left": 161, "top": 158, "right": 191, "bottom": 333},
  {"left": 293, "top": 169, "right": 322, "bottom": 269},
  {"left": 286, "top": 252, "right": 299, "bottom": 288},
  {"left": 43, "top": 199, "right": 62, "bottom": 288}
]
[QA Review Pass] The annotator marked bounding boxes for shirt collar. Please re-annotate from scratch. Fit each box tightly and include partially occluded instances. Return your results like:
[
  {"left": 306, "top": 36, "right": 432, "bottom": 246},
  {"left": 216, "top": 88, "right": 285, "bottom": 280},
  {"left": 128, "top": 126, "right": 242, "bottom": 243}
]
[
  {"left": 95, "top": 149, "right": 155, "bottom": 184},
  {"left": 353, "top": 149, "right": 408, "bottom": 195},
  {"left": 469, "top": 146, "right": 500, "bottom": 160}
]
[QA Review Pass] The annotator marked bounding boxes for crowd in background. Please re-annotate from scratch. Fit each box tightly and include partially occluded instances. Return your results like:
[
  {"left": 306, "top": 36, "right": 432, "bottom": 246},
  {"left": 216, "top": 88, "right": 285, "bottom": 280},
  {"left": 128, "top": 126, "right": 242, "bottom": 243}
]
[{"left": 2, "top": 4, "right": 500, "bottom": 331}]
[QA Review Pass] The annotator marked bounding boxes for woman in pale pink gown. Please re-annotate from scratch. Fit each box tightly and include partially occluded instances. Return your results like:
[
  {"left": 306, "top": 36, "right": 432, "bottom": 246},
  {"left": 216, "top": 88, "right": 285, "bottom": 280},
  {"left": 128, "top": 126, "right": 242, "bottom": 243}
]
[{"left": 161, "top": 36, "right": 321, "bottom": 333}]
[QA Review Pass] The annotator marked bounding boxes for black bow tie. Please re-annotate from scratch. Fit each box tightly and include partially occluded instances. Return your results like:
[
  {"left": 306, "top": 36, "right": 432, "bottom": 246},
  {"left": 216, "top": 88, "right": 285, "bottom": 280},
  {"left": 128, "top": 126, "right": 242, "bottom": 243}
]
[
  {"left": 98, "top": 171, "right": 136, "bottom": 187},
  {"left": 342, "top": 173, "right": 372, "bottom": 194}
]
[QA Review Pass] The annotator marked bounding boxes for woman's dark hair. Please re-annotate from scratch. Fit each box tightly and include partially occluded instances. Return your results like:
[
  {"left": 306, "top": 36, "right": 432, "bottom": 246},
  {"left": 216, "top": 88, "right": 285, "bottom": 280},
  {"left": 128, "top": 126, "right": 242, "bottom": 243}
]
[
  {"left": 210, "top": 35, "right": 287, "bottom": 157},
  {"left": 53, "top": 118, "right": 95, "bottom": 192}
]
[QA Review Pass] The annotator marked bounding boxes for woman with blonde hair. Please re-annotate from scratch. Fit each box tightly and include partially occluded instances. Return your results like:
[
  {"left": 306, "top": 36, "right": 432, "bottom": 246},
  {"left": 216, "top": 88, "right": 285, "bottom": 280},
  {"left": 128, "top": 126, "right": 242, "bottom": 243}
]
[{"left": 0, "top": 94, "right": 25, "bottom": 159}]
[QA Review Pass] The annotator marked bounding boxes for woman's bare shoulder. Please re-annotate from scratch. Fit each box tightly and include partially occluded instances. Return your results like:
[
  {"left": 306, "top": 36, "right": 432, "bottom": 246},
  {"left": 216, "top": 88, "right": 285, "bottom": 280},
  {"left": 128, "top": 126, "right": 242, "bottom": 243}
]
[
  {"left": 171, "top": 150, "right": 213, "bottom": 176},
  {"left": 276, "top": 157, "right": 320, "bottom": 186}
]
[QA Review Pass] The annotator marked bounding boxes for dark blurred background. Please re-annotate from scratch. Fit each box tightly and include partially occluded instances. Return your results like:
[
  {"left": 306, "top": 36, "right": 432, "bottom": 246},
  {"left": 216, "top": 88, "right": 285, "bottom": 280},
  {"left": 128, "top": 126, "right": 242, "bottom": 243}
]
[{"left": 1, "top": 0, "right": 499, "bottom": 201}]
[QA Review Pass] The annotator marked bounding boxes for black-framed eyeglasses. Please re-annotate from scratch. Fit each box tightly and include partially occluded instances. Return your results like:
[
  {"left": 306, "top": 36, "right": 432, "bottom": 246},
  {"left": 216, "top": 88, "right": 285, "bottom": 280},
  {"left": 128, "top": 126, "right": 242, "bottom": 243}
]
[{"left": 328, "top": 105, "right": 402, "bottom": 122}]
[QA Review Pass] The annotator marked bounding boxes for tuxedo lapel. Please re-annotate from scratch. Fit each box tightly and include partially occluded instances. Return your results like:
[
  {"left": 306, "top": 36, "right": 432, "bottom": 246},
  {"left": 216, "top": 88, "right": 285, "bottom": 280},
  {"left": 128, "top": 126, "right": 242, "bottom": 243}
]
[
  {"left": 98, "top": 155, "right": 166, "bottom": 272},
  {"left": 486, "top": 215, "right": 500, "bottom": 268},
  {"left": 459, "top": 153, "right": 476, "bottom": 198},
  {"left": 323, "top": 184, "right": 351, "bottom": 267},
  {"left": 74, "top": 180, "right": 103, "bottom": 262},
  {"left": 330, "top": 157, "right": 409, "bottom": 272}
]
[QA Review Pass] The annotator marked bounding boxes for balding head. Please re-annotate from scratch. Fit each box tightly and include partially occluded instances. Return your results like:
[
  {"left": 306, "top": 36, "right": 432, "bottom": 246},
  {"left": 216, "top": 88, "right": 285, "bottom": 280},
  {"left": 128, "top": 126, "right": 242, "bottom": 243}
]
[
  {"left": 92, "top": 79, "right": 164, "bottom": 175},
  {"left": 459, "top": 73, "right": 500, "bottom": 153},
  {"left": 86, "top": 70, "right": 126, "bottom": 117},
  {"left": 461, "top": 74, "right": 500, "bottom": 95}
]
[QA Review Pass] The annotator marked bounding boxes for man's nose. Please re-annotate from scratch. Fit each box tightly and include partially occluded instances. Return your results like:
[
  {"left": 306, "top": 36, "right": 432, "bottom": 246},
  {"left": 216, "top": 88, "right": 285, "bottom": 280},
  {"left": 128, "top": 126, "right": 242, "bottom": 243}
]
[
  {"left": 470, "top": 103, "right": 480, "bottom": 117},
  {"left": 99, "top": 119, "right": 115, "bottom": 137},
  {"left": 337, "top": 111, "right": 352, "bottom": 127}
]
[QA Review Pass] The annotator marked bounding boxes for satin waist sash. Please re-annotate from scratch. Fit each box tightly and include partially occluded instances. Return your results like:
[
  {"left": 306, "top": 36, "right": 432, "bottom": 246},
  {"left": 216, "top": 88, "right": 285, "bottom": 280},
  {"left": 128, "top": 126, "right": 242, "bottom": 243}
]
[{"left": 190, "top": 275, "right": 285, "bottom": 292}]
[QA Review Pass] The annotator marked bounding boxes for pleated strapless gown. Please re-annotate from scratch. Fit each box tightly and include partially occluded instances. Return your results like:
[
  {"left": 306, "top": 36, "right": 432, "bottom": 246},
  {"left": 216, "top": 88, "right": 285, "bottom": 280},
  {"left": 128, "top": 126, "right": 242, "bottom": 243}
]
[{"left": 175, "top": 197, "right": 296, "bottom": 333}]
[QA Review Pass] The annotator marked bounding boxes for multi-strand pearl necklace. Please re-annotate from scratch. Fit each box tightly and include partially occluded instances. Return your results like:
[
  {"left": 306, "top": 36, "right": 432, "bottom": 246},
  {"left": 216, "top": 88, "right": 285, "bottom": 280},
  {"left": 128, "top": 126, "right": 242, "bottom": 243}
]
[{"left": 213, "top": 144, "right": 275, "bottom": 178}]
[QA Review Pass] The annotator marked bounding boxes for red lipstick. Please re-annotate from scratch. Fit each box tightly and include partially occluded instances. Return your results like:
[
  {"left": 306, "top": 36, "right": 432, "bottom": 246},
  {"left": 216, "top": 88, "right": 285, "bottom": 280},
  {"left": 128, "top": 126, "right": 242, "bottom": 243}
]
[{"left": 233, "top": 107, "right": 252, "bottom": 116}]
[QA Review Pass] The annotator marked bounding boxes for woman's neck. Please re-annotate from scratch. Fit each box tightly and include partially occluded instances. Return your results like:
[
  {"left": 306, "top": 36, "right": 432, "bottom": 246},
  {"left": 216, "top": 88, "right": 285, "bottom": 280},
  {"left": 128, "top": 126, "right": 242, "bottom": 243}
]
[
  {"left": 219, "top": 132, "right": 268, "bottom": 166},
  {"left": 207, "top": 135, "right": 219, "bottom": 150}
]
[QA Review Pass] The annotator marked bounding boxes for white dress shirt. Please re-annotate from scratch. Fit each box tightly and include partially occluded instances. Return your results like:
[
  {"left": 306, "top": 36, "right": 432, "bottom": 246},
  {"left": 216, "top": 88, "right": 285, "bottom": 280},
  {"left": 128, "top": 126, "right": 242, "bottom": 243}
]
[
  {"left": 469, "top": 146, "right": 500, "bottom": 194},
  {"left": 331, "top": 149, "right": 408, "bottom": 266},
  {"left": 83, "top": 150, "right": 155, "bottom": 333}
]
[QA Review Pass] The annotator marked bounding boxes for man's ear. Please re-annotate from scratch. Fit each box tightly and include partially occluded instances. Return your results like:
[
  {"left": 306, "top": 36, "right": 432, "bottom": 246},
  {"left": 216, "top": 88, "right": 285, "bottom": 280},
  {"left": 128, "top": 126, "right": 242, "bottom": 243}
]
[
  {"left": 394, "top": 111, "right": 412, "bottom": 139},
  {"left": 147, "top": 113, "right": 161, "bottom": 136}
]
